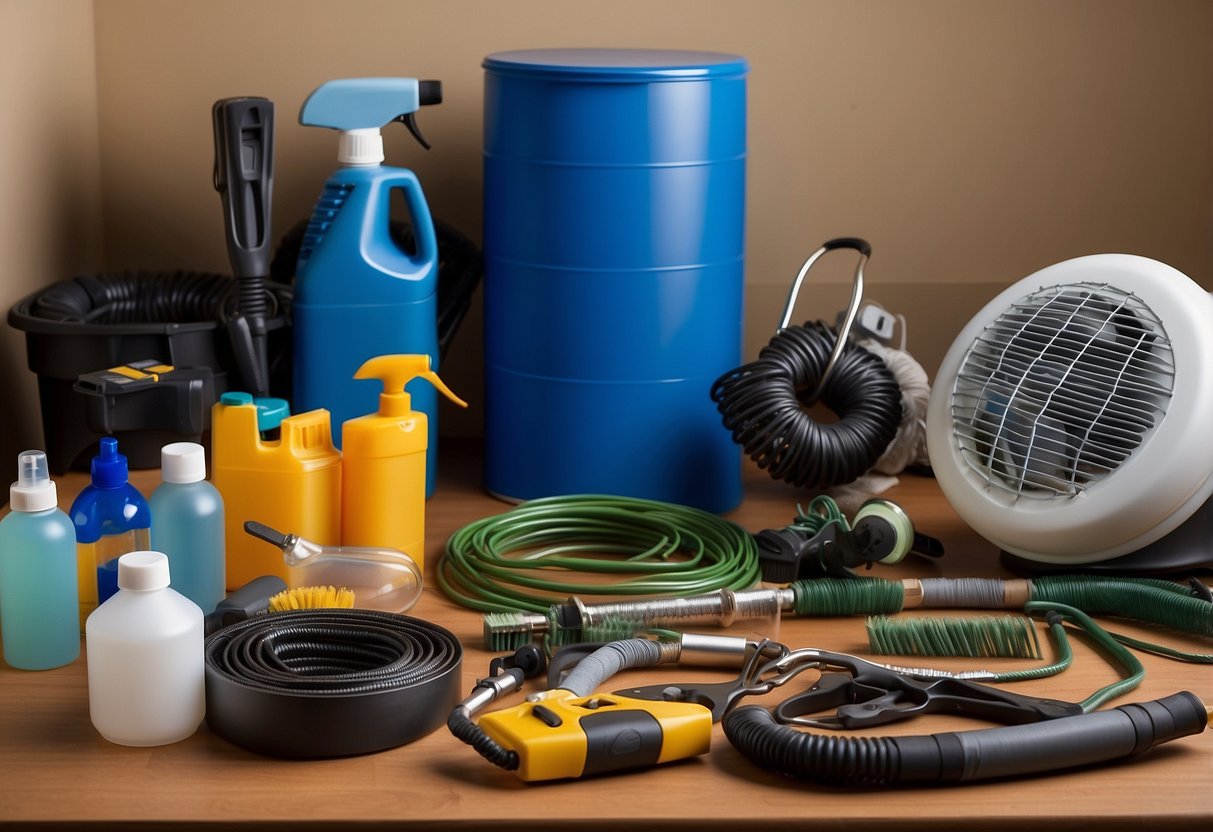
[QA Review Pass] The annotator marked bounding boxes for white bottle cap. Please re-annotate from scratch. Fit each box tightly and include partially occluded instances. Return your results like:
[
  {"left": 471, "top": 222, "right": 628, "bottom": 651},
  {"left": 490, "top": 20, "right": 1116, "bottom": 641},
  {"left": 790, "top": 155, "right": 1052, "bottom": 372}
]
[
  {"left": 338, "top": 128, "right": 385, "bottom": 165},
  {"left": 160, "top": 442, "right": 206, "bottom": 483},
  {"left": 9, "top": 449, "right": 58, "bottom": 512},
  {"left": 117, "top": 551, "right": 171, "bottom": 591}
]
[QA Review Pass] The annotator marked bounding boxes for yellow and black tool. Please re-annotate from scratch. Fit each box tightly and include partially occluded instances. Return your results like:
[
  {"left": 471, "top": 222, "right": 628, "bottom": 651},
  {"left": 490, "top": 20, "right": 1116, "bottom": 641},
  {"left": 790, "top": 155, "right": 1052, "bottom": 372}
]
[
  {"left": 448, "top": 637, "right": 758, "bottom": 782},
  {"left": 477, "top": 689, "right": 711, "bottom": 781}
]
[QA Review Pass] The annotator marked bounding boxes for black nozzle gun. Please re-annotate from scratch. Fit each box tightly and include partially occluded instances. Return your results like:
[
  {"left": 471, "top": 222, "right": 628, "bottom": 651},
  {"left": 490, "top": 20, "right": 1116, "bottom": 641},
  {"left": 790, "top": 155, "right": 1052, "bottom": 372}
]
[
  {"left": 213, "top": 96, "right": 274, "bottom": 398},
  {"left": 756, "top": 513, "right": 944, "bottom": 582}
]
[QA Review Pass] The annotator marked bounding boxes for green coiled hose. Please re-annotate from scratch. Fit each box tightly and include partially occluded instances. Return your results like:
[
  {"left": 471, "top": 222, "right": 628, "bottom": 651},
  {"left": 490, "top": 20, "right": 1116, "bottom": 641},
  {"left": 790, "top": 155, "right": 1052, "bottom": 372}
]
[{"left": 437, "top": 494, "right": 761, "bottom": 614}]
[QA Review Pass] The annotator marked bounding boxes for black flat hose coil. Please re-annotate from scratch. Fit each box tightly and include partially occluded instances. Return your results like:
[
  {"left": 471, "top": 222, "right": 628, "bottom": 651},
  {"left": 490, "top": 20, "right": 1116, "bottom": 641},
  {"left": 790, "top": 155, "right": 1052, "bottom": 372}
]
[
  {"left": 205, "top": 609, "right": 463, "bottom": 758},
  {"left": 710, "top": 322, "right": 902, "bottom": 489}
]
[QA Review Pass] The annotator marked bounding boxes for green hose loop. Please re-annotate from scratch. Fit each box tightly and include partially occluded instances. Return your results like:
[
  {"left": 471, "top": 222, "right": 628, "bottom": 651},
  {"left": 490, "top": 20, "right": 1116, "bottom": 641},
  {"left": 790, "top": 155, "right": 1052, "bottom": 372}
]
[
  {"left": 788, "top": 495, "right": 850, "bottom": 536},
  {"left": 792, "top": 577, "right": 905, "bottom": 616},
  {"left": 1024, "top": 602, "right": 1146, "bottom": 711},
  {"left": 437, "top": 495, "right": 761, "bottom": 614},
  {"left": 989, "top": 616, "right": 1074, "bottom": 684}
]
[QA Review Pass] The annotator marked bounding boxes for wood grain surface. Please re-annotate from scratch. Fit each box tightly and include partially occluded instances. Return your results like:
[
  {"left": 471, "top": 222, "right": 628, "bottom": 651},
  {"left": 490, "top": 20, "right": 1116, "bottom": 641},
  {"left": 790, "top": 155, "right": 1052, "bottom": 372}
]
[{"left": 0, "top": 442, "right": 1210, "bottom": 830}]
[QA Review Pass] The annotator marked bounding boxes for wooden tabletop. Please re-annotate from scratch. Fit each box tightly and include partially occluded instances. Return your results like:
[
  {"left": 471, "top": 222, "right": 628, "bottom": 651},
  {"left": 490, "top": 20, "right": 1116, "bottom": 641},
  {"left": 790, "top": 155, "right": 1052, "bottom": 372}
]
[{"left": 1, "top": 441, "right": 1210, "bottom": 830}]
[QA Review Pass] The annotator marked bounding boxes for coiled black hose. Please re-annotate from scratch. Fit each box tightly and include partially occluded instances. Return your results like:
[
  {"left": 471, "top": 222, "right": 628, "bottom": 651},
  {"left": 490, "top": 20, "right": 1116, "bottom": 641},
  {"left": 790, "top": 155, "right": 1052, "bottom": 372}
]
[
  {"left": 711, "top": 322, "right": 903, "bottom": 489},
  {"left": 204, "top": 609, "right": 462, "bottom": 757},
  {"left": 23, "top": 218, "right": 481, "bottom": 359},
  {"left": 28, "top": 270, "right": 286, "bottom": 325}
]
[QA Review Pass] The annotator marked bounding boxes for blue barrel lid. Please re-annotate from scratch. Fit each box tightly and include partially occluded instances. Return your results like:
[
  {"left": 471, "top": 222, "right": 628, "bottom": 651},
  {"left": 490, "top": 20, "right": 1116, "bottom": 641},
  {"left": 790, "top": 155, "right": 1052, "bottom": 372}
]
[{"left": 483, "top": 49, "right": 748, "bottom": 82}]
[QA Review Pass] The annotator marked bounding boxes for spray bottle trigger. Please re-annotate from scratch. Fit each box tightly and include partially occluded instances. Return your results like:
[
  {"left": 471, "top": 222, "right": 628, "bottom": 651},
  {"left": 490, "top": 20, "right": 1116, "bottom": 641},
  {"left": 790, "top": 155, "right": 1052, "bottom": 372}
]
[
  {"left": 419, "top": 370, "right": 468, "bottom": 409},
  {"left": 398, "top": 113, "right": 430, "bottom": 150},
  {"left": 353, "top": 354, "right": 469, "bottom": 410},
  {"left": 394, "top": 81, "right": 442, "bottom": 149}
]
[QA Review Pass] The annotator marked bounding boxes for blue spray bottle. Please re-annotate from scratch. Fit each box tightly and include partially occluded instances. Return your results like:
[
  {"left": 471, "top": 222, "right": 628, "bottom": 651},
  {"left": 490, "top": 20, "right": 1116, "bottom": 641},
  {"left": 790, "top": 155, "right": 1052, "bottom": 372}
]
[{"left": 294, "top": 77, "right": 444, "bottom": 496}]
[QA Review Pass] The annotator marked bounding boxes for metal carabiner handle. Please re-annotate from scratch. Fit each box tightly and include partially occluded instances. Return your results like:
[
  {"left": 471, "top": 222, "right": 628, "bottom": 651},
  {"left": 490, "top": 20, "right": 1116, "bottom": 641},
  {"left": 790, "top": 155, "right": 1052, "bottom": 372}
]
[{"left": 776, "top": 237, "right": 872, "bottom": 403}]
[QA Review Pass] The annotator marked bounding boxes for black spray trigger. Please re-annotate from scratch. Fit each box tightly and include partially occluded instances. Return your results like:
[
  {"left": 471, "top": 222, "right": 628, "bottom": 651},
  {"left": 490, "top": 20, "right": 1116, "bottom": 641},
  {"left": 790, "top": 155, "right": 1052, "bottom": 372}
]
[
  {"left": 399, "top": 112, "right": 431, "bottom": 150},
  {"left": 396, "top": 82, "right": 441, "bottom": 150}
]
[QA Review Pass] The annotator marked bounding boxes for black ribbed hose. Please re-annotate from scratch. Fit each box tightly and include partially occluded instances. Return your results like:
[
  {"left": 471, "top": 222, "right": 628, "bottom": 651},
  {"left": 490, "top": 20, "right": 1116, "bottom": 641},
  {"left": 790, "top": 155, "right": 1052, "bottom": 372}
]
[
  {"left": 723, "top": 691, "right": 1208, "bottom": 786},
  {"left": 447, "top": 707, "right": 520, "bottom": 771},
  {"left": 711, "top": 322, "right": 902, "bottom": 489}
]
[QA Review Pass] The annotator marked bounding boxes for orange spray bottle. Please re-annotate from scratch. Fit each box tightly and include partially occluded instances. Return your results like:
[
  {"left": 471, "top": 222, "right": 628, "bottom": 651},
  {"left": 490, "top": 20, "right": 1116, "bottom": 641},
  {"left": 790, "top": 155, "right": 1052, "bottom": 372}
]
[{"left": 340, "top": 355, "right": 466, "bottom": 574}]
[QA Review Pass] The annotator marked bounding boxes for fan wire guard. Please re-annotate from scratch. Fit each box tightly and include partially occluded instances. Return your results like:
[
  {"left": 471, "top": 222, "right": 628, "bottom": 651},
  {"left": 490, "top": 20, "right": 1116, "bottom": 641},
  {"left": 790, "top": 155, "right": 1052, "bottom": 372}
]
[{"left": 950, "top": 282, "right": 1174, "bottom": 499}]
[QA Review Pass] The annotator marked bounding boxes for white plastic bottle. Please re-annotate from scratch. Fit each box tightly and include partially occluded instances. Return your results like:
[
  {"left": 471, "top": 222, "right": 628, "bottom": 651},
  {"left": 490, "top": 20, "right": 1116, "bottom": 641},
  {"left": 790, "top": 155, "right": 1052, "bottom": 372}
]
[{"left": 85, "top": 550, "right": 205, "bottom": 746}]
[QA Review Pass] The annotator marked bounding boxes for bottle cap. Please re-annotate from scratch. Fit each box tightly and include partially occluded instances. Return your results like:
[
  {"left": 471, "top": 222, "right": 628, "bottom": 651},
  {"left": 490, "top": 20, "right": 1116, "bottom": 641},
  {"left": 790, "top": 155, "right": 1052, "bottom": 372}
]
[
  {"left": 91, "top": 437, "right": 129, "bottom": 489},
  {"left": 337, "top": 128, "right": 385, "bottom": 166},
  {"left": 220, "top": 392, "right": 290, "bottom": 433},
  {"left": 220, "top": 391, "right": 254, "bottom": 407},
  {"left": 9, "top": 449, "right": 57, "bottom": 512},
  {"left": 254, "top": 397, "right": 290, "bottom": 432},
  {"left": 117, "top": 551, "right": 170, "bottom": 591},
  {"left": 160, "top": 442, "right": 207, "bottom": 483}
]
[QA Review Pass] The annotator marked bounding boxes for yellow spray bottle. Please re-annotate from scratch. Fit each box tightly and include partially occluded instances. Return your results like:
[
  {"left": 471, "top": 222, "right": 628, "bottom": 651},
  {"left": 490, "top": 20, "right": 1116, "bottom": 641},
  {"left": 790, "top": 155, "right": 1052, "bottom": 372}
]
[{"left": 340, "top": 355, "right": 467, "bottom": 573}]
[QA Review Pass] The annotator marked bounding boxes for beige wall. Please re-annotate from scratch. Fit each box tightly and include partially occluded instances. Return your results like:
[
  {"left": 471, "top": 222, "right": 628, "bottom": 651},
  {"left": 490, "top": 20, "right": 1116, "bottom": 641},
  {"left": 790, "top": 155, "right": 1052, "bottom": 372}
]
[
  {"left": 6, "top": 1, "right": 1212, "bottom": 450},
  {"left": 0, "top": 0, "right": 103, "bottom": 468}
]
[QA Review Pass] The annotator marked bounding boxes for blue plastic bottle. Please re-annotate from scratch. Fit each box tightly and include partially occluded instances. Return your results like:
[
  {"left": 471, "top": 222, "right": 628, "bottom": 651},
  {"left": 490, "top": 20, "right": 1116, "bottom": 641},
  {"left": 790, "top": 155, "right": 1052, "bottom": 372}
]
[
  {"left": 149, "top": 442, "right": 225, "bottom": 613},
  {"left": 293, "top": 78, "right": 444, "bottom": 496},
  {"left": 0, "top": 451, "right": 79, "bottom": 670},
  {"left": 69, "top": 437, "right": 151, "bottom": 628}
]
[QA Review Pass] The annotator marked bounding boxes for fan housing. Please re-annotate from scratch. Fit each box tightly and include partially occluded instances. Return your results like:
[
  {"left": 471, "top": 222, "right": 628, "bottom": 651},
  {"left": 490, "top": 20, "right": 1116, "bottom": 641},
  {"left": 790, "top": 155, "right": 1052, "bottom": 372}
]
[{"left": 927, "top": 254, "right": 1213, "bottom": 569}]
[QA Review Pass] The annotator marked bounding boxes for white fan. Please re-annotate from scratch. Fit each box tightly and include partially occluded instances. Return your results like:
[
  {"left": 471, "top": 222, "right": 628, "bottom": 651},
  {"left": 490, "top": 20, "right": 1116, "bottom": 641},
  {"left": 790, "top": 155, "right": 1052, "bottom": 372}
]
[{"left": 926, "top": 254, "right": 1213, "bottom": 572}]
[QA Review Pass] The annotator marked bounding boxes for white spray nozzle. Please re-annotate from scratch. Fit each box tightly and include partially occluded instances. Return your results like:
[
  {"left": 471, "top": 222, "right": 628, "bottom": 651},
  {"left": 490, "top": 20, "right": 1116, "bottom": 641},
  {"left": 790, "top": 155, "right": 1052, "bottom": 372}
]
[
  {"left": 11, "top": 449, "right": 57, "bottom": 512},
  {"left": 17, "top": 450, "right": 49, "bottom": 489}
]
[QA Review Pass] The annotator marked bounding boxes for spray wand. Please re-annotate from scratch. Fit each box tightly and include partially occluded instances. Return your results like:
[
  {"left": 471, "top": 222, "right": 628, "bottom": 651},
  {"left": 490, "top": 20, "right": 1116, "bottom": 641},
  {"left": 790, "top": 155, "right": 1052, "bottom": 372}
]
[{"left": 213, "top": 97, "right": 275, "bottom": 398}]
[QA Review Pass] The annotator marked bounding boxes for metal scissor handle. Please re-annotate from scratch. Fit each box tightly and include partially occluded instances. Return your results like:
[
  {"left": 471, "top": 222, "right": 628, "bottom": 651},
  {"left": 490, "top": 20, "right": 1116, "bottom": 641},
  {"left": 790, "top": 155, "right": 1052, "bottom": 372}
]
[
  {"left": 776, "top": 238, "right": 871, "bottom": 404},
  {"left": 617, "top": 639, "right": 791, "bottom": 722},
  {"left": 769, "top": 648, "right": 1082, "bottom": 729}
]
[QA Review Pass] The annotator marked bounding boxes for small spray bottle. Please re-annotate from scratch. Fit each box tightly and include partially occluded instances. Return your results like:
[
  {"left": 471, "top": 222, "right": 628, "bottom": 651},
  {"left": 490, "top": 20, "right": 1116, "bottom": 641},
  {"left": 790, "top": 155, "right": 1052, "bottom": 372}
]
[
  {"left": 340, "top": 354, "right": 466, "bottom": 574},
  {"left": 0, "top": 451, "right": 79, "bottom": 670}
]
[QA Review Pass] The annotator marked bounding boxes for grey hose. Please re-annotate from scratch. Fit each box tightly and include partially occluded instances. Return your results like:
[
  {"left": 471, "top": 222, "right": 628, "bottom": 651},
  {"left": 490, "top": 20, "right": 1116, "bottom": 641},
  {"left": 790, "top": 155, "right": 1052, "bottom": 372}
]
[{"left": 559, "top": 639, "right": 664, "bottom": 697}]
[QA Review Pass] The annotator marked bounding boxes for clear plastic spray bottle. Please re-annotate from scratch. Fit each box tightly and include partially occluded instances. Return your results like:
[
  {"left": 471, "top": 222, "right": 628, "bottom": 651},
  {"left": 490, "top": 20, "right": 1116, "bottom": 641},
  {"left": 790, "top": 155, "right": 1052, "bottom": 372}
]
[{"left": 0, "top": 451, "right": 79, "bottom": 670}]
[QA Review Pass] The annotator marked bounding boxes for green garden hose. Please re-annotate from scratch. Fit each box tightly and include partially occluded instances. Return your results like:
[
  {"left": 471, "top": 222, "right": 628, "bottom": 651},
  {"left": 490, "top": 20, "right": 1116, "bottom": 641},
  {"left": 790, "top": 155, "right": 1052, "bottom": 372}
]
[{"left": 437, "top": 495, "right": 761, "bottom": 614}]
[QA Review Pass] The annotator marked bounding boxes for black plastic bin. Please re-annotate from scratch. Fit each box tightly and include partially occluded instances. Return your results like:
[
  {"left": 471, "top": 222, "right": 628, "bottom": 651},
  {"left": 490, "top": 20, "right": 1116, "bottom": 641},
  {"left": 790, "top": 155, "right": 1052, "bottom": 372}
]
[{"left": 8, "top": 271, "right": 291, "bottom": 473}]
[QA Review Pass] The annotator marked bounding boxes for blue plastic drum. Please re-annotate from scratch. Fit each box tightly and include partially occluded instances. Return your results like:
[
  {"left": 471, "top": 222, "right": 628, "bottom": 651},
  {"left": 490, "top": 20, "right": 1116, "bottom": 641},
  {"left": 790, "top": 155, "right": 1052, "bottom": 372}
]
[{"left": 483, "top": 49, "right": 747, "bottom": 512}]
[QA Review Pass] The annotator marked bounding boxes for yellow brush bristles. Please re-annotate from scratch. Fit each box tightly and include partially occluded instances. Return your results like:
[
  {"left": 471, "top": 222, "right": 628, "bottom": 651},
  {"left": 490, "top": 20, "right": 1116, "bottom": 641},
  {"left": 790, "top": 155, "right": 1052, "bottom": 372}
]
[{"left": 268, "top": 585, "right": 356, "bottom": 613}]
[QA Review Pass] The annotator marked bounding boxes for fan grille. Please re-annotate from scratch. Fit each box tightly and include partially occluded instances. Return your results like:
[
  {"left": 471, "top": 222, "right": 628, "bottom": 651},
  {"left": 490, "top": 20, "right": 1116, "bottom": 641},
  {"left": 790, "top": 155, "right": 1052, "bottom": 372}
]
[{"left": 951, "top": 282, "right": 1174, "bottom": 498}]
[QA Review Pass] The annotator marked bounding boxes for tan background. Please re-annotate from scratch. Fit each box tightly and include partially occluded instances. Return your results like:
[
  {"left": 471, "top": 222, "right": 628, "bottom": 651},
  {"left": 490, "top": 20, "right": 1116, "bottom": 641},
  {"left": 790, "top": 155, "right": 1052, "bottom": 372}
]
[{"left": 3, "top": 0, "right": 1212, "bottom": 469}]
